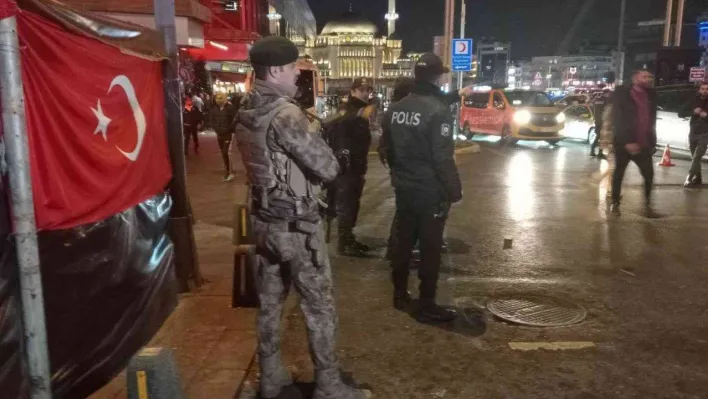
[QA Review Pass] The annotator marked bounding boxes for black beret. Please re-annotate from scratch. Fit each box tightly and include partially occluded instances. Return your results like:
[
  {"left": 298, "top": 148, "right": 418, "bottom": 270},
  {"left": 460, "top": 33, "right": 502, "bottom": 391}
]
[{"left": 249, "top": 36, "right": 299, "bottom": 67}]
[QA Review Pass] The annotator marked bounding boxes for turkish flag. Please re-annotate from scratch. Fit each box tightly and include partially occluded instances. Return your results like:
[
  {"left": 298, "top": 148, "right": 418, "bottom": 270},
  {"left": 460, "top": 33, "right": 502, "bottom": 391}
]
[{"left": 18, "top": 12, "right": 172, "bottom": 230}]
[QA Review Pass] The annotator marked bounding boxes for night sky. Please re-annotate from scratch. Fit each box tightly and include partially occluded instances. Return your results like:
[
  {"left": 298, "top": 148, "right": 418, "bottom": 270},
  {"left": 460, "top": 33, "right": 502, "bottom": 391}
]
[{"left": 305, "top": 0, "right": 703, "bottom": 58}]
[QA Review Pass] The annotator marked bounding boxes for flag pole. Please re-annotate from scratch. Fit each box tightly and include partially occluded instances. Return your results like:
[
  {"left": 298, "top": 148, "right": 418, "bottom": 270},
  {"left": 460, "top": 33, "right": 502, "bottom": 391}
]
[
  {"left": 0, "top": 16, "right": 53, "bottom": 399},
  {"left": 153, "top": 0, "right": 202, "bottom": 291}
]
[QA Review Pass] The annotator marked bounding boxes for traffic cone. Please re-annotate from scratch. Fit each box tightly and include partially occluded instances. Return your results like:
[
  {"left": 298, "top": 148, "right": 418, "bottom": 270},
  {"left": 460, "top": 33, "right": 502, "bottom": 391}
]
[{"left": 657, "top": 144, "right": 675, "bottom": 167}]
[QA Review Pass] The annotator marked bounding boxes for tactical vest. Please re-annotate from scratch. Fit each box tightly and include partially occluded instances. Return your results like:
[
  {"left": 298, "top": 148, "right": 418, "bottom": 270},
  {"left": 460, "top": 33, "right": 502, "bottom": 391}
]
[{"left": 236, "top": 101, "right": 318, "bottom": 217}]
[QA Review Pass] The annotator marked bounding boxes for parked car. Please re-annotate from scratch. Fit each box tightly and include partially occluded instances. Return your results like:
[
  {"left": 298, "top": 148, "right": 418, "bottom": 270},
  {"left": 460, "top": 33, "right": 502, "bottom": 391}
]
[
  {"left": 555, "top": 94, "right": 588, "bottom": 109},
  {"left": 459, "top": 89, "right": 566, "bottom": 145},
  {"left": 561, "top": 104, "right": 596, "bottom": 143}
]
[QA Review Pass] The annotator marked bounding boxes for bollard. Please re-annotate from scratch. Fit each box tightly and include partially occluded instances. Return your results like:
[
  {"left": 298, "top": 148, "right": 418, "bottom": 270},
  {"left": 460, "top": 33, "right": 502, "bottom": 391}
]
[
  {"left": 232, "top": 246, "right": 259, "bottom": 308},
  {"left": 232, "top": 202, "right": 258, "bottom": 308},
  {"left": 127, "top": 347, "right": 184, "bottom": 399}
]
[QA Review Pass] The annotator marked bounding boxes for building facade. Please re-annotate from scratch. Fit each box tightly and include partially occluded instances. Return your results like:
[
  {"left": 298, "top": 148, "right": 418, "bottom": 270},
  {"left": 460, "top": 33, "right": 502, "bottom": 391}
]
[
  {"left": 303, "top": 10, "right": 409, "bottom": 93},
  {"left": 509, "top": 55, "right": 614, "bottom": 92},
  {"left": 477, "top": 41, "right": 511, "bottom": 86}
]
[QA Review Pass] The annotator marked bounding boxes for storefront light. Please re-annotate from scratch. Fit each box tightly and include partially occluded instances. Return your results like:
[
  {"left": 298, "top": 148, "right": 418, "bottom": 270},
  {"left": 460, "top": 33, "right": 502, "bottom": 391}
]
[
  {"left": 267, "top": 12, "right": 282, "bottom": 21},
  {"left": 209, "top": 41, "right": 228, "bottom": 51}
]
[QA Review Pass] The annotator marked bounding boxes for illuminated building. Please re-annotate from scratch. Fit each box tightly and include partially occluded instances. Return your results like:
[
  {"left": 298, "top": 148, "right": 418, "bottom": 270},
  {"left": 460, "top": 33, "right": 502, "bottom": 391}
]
[{"left": 304, "top": 8, "right": 409, "bottom": 93}]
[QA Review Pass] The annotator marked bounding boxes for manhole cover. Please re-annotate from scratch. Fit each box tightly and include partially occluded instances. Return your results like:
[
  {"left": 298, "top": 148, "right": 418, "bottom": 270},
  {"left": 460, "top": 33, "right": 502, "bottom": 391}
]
[{"left": 487, "top": 296, "right": 586, "bottom": 327}]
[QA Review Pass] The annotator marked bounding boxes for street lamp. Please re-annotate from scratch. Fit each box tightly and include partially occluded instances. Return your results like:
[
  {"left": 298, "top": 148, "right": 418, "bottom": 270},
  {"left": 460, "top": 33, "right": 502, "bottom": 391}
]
[{"left": 385, "top": 12, "right": 399, "bottom": 21}]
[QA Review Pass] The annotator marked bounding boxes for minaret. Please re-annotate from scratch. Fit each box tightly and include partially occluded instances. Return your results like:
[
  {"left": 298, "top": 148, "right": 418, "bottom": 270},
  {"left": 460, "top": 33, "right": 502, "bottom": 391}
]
[{"left": 385, "top": 0, "right": 398, "bottom": 37}]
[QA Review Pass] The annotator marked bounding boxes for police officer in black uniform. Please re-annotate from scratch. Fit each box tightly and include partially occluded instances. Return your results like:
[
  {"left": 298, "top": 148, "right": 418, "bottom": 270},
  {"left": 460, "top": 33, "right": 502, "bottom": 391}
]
[
  {"left": 383, "top": 53, "right": 463, "bottom": 323},
  {"left": 331, "top": 78, "right": 375, "bottom": 257},
  {"left": 590, "top": 87, "right": 611, "bottom": 159}
]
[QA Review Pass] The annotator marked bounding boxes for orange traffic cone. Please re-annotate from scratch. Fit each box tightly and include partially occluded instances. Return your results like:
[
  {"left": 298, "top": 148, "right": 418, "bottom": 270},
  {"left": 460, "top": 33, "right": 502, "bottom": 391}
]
[{"left": 657, "top": 144, "right": 675, "bottom": 167}]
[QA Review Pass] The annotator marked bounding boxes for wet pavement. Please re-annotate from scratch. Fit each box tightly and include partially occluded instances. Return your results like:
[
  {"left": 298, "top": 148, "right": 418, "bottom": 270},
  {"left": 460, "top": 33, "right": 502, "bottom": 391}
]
[{"left": 244, "top": 137, "right": 708, "bottom": 399}]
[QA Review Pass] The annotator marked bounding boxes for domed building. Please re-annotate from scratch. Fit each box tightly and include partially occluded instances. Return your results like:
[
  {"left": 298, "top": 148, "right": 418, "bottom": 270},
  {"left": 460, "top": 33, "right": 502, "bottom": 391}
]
[{"left": 304, "top": 9, "right": 408, "bottom": 92}]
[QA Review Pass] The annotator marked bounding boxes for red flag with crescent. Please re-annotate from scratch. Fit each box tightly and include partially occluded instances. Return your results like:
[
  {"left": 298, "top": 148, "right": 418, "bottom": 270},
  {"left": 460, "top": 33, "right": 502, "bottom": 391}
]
[{"left": 18, "top": 12, "right": 172, "bottom": 230}]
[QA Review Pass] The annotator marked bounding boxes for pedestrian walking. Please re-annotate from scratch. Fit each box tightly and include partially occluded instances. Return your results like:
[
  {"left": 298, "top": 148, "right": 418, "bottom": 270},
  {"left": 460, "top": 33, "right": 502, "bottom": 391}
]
[
  {"left": 207, "top": 92, "right": 237, "bottom": 182},
  {"left": 192, "top": 91, "right": 205, "bottom": 113},
  {"left": 680, "top": 82, "right": 708, "bottom": 188},
  {"left": 234, "top": 36, "right": 371, "bottom": 399},
  {"left": 610, "top": 69, "right": 658, "bottom": 218},
  {"left": 590, "top": 87, "right": 611, "bottom": 158},
  {"left": 183, "top": 95, "right": 202, "bottom": 155},
  {"left": 328, "top": 78, "right": 375, "bottom": 257},
  {"left": 382, "top": 53, "right": 463, "bottom": 323}
]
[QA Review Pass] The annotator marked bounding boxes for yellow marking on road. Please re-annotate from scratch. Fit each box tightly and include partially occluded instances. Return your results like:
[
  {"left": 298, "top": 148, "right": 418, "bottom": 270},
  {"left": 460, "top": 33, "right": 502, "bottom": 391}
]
[
  {"left": 508, "top": 342, "right": 596, "bottom": 351},
  {"left": 136, "top": 370, "right": 149, "bottom": 399}
]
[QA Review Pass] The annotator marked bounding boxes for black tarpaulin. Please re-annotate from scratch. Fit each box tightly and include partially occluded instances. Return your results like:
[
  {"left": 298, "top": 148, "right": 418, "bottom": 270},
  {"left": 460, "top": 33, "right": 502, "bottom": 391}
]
[{"left": 0, "top": 187, "right": 178, "bottom": 398}]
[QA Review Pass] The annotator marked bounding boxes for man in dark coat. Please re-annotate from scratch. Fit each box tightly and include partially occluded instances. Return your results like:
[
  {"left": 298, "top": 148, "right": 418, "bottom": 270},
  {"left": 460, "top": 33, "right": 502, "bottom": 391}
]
[
  {"left": 383, "top": 53, "right": 463, "bottom": 323},
  {"left": 610, "top": 69, "right": 658, "bottom": 218},
  {"left": 207, "top": 92, "right": 237, "bottom": 181},
  {"left": 330, "top": 78, "right": 375, "bottom": 257},
  {"left": 679, "top": 82, "right": 708, "bottom": 187}
]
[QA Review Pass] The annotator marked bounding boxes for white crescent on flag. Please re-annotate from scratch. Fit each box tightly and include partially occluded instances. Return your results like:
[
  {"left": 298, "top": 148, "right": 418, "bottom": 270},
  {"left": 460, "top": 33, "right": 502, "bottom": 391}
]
[{"left": 108, "top": 75, "right": 146, "bottom": 162}]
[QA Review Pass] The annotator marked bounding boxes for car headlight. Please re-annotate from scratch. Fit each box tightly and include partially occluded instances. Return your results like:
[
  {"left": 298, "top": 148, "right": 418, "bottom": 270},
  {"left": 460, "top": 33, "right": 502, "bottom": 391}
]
[
  {"left": 513, "top": 110, "right": 532, "bottom": 125},
  {"left": 556, "top": 112, "right": 566, "bottom": 123}
]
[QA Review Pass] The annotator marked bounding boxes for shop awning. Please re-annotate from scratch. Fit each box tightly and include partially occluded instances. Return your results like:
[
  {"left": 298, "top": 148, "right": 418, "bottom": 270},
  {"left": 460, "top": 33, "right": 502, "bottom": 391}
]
[
  {"left": 185, "top": 39, "right": 250, "bottom": 62},
  {"left": 211, "top": 70, "right": 247, "bottom": 83}
]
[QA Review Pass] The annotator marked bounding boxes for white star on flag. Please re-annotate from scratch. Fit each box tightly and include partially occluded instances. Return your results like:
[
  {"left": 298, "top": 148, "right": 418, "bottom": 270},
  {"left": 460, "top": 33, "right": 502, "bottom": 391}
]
[{"left": 91, "top": 100, "right": 112, "bottom": 141}]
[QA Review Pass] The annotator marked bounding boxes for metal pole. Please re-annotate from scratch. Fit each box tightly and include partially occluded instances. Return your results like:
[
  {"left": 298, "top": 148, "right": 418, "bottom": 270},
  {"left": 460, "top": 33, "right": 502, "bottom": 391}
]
[
  {"left": 0, "top": 16, "right": 52, "bottom": 399},
  {"left": 457, "top": 0, "right": 466, "bottom": 91},
  {"left": 154, "top": 0, "right": 202, "bottom": 291},
  {"left": 443, "top": 0, "right": 455, "bottom": 72},
  {"left": 674, "top": 0, "right": 685, "bottom": 46},
  {"left": 663, "top": 0, "right": 673, "bottom": 46},
  {"left": 616, "top": 0, "right": 627, "bottom": 85}
]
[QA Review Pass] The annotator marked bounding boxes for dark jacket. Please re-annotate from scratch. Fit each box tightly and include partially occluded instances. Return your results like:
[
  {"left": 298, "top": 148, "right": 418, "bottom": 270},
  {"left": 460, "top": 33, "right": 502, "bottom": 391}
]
[
  {"left": 382, "top": 80, "right": 462, "bottom": 206},
  {"left": 379, "top": 88, "right": 462, "bottom": 167},
  {"left": 611, "top": 85, "right": 658, "bottom": 149},
  {"left": 592, "top": 92, "right": 611, "bottom": 129},
  {"left": 207, "top": 104, "right": 237, "bottom": 136},
  {"left": 328, "top": 97, "right": 373, "bottom": 176},
  {"left": 678, "top": 95, "right": 708, "bottom": 137},
  {"left": 182, "top": 106, "right": 202, "bottom": 128}
]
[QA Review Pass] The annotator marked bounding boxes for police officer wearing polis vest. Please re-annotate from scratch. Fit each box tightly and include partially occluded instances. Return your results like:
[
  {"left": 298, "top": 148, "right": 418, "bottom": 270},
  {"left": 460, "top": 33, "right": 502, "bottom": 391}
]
[
  {"left": 383, "top": 53, "right": 463, "bottom": 323},
  {"left": 330, "top": 78, "right": 375, "bottom": 257},
  {"left": 235, "top": 36, "right": 371, "bottom": 399}
]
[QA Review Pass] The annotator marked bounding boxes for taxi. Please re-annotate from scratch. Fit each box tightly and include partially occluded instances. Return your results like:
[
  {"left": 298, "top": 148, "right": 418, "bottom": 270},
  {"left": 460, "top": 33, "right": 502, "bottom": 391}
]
[{"left": 459, "top": 89, "right": 566, "bottom": 145}]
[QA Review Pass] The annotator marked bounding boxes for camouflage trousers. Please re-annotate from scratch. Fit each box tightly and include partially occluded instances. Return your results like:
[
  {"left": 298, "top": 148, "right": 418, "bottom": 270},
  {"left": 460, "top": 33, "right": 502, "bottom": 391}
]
[{"left": 252, "top": 215, "right": 347, "bottom": 398}]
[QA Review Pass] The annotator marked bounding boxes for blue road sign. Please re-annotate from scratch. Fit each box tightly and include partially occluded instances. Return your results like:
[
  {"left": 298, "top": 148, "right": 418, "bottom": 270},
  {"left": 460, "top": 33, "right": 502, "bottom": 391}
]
[{"left": 451, "top": 38, "right": 474, "bottom": 72}]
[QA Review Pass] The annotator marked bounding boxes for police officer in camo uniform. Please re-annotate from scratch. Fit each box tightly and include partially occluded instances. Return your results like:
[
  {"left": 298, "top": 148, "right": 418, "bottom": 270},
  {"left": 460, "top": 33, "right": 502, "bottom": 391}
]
[
  {"left": 235, "top": 36, "right": 371, "bottom": 399},
  {"left": 383, "top": 53, "right": 463, "bottom": 323}
]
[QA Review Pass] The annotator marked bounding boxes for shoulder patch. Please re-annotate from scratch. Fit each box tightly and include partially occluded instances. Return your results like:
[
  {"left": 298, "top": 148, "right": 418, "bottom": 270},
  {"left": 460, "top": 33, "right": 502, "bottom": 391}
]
[{"left": 441, "top": 123, "right": 451, "bottom": 137}]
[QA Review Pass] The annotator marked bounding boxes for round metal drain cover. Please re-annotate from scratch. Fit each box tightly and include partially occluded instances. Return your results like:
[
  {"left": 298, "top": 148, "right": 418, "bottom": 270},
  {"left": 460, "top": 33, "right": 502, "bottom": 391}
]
[{"left": 487, "top": 296, "right": 586, "bottom": 327}]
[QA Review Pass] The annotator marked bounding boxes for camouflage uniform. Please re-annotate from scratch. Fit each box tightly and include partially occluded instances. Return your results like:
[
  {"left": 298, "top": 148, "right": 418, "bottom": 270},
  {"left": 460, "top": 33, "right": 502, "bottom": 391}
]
[{"left": 236, "top": 79, "right": 367, "bottom": 399}]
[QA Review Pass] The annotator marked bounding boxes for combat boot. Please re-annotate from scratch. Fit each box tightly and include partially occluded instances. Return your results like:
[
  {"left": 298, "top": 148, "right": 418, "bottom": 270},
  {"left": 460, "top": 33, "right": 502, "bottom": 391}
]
[
  {"left": 351, "top": 238, "right": 371, "bottom": 252},
  {"left": 313, "top": 369, "right": 373, "bottom": 399},
  {"left": 393, "top": 290, "right": 412, "bottom": 311},
  {"left": 338, "top": 236, "right": 368, "bottom": 258},
  {"left": 417, "top": 301, "right": 457, "bottom": 323},
  {"left": 260, "top": 353, "right": 295, "bottom": 399}
]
